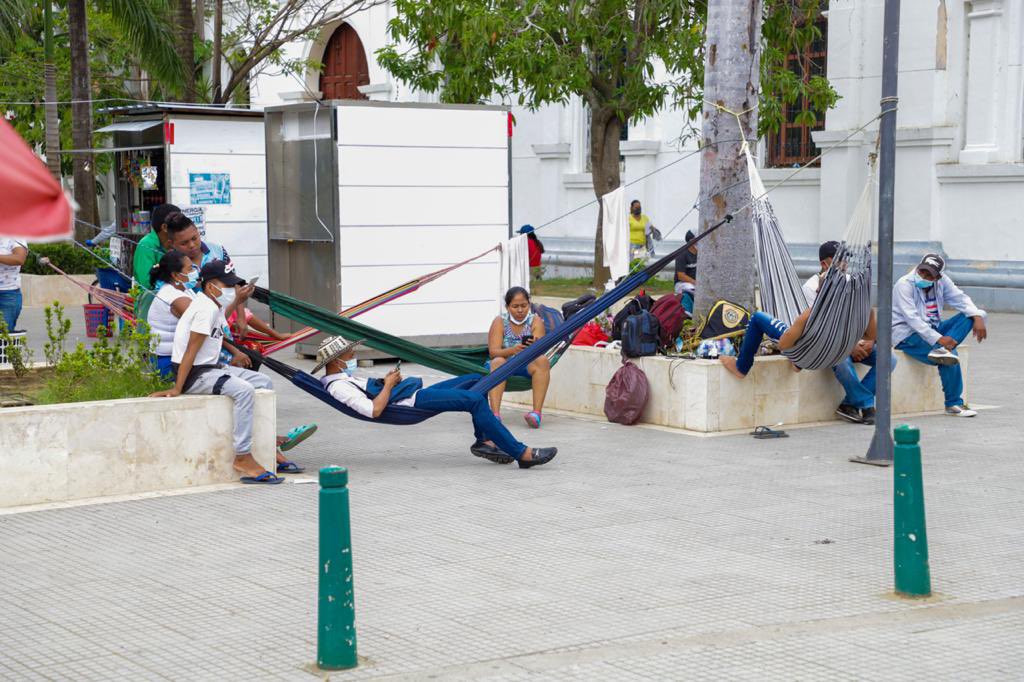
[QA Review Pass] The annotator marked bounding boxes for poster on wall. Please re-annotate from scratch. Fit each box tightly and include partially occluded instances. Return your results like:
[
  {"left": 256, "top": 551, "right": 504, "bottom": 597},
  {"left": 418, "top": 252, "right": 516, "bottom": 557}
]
[
  {"left": 189, "top": 173, "right": 231, "bottom": 205},
  {"left": 181, "top": 206, "right": 207, "bottom": 236}
]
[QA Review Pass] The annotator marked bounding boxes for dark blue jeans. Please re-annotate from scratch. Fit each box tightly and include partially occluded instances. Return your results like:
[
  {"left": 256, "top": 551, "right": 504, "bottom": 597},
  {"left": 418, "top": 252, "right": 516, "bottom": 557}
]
[
  {"left": 413, "top": 375, "right": 528, "bottom": 459},
  {"left": 0, "top": 289, "right": 22, "bottom": 331},
  {"left": 832, "top": 348, "right": 897, "bottom": 409},
  {"left": 895, "top": 313, "right": 974, "bottom": 407},
  {"left": 736, "top": 311, "right": 788, "bottom": 375}
]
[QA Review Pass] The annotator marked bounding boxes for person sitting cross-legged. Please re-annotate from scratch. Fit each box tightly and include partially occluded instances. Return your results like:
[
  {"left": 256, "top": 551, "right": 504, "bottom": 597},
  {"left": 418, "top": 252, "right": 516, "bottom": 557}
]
[
  {"left": 487, "top": 287, "right": 550, "bottom": 428},
  {"left": 803, "top": 240, "right": 895, "bottom": 425},
  {"left": 893, "top": 253, "right": 987, "bottom": 417},
  {"left": 315, "top": 335, "right": 557, "bottom": 469}
]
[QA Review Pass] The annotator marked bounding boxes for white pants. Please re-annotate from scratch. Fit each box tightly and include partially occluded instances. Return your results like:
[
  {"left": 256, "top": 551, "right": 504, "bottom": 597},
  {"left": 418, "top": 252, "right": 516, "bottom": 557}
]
[{"left": 184, "top": 365, "right": 273, "bottom": 455}]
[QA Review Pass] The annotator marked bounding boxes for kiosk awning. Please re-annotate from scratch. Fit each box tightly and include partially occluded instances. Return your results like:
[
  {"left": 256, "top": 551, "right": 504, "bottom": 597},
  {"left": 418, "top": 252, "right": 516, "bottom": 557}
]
[{"left": 95, "top": 119, "right": 163, "bottom": 133}]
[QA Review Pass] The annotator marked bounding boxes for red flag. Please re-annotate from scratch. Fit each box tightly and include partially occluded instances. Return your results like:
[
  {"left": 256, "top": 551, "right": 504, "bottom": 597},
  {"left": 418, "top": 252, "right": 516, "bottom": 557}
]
[{"left": 0, "top": 119, "right": 73, "bottom": 242}]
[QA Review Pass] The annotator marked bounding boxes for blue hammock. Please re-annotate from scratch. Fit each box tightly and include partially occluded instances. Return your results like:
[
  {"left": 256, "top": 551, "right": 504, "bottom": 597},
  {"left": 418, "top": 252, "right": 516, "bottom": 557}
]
[{"left": 257, "top": 215, "right": 732, "bottom": 424}]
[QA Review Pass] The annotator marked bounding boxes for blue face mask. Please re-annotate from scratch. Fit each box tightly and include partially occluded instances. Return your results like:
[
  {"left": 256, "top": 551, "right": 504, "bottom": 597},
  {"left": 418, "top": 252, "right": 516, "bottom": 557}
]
[
  {"left": 344, "top": 358, "right": 358, "bottom": 376},
  {"left": 914, "top": 273, "right": 934, "bottom": 289},
  {"left": 185, "top": 269, "right": 199, "bottom": 286}
]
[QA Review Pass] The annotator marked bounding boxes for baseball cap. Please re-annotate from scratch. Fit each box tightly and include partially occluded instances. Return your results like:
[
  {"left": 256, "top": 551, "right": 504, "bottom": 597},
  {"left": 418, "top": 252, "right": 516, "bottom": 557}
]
[
  {"left": 685, "top": 230, "right": 696, "bottom": 242},
  {"left": 518, "top": 224, "right": 535, "bottom": 235},
  {"left": 918, "top": 254, "right": 945, "bottom": 279},
  {"left": 199, "top": 259, "right": 245, "bottom": 287},
  {"left": 819, "top": 240, "right": 840, "bottom": 262}
]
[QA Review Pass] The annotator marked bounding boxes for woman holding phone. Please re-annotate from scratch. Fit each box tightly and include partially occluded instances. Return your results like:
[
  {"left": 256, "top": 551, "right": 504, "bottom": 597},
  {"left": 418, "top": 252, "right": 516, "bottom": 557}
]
[{"left": 486, "top": 286, "right": 551, "bottom": 428}]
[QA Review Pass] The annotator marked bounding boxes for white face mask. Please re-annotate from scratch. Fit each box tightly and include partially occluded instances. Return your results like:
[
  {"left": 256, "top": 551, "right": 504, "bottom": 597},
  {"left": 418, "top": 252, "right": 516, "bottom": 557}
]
[
  {"left": 344, "top": 358, "right": 358, "bottom": 376},
  {"left": 217, "top": 285, "right": 236, "bottom": 308}
]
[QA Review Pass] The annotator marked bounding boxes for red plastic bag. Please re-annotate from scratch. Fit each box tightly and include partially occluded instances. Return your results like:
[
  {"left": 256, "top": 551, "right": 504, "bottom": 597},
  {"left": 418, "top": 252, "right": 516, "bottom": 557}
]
[
  {"left": 603, "top": 360, "right": 650, "bottom": 425},
  {"left": 572, "top": 321, "right": 609, "bottom": 347}
]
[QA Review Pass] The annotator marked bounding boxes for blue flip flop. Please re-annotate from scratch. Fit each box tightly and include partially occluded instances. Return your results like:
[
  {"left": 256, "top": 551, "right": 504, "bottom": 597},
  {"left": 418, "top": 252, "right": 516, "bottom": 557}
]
[
  {"left": 277, "top": 461, "right": 305, "bottom": 474},
  {"left": 240, "top": 471, "right": 284, "bottom": 485},
  {"left": 279, "top": 423, "right": 318, "bottom": 452}
]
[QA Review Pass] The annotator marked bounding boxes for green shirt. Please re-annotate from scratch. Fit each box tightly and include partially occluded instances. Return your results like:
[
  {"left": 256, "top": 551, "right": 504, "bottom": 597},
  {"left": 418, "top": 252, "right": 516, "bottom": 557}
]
[{"left": 132, "top": 230, "right": 165, "bottom": 321}]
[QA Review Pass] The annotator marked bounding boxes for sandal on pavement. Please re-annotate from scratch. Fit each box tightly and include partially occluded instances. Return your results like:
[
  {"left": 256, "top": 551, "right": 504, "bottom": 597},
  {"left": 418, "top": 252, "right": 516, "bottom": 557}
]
[
  {"left": 276, "top": 461, "right": 305, "bottom": 474},
  {"left": 240, "top": 471, "right": 284, "bottom": 485},
  {"left": 524, "top": 411, "right": 542, "bottom": 429},
  {"left": 280, "top": 423, "right": 318, "bottom": 452}
]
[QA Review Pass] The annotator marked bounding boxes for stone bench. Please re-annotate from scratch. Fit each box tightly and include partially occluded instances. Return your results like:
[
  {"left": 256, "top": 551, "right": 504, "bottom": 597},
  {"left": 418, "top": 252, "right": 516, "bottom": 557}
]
[
  {"left": 506, "top": 346, "right": 968, "bottom": 433},
  {"left": 0, "top": 390, "right": 277, "bottom": 508}
]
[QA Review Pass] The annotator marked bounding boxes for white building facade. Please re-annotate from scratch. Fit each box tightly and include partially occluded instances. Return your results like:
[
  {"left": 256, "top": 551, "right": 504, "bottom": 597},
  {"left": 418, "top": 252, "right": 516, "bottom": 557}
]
[{"left": 251, "top": 0, "right": 1024, "bottom": 311}]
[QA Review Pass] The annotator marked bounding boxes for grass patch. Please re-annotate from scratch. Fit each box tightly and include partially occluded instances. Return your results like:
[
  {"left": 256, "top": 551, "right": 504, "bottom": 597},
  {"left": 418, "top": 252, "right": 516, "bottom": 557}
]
[{"left": 532, "top": 276, "right": 674, "bottom": 300}]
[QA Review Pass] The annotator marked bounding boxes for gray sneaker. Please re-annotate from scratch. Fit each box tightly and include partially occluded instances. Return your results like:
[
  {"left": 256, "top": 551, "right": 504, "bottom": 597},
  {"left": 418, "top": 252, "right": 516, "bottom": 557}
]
[
  {"left": 928, "top": 347, "right": 959, "bottom": 365},
  {"left": 945, "top": 405, "right": 977, "bottom": 418}
]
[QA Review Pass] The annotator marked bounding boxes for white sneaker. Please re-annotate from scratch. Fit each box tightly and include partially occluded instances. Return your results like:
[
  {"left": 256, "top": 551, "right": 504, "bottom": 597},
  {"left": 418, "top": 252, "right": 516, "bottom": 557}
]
[
  {"left": 946, "top": 405, "right": 977, "bottom": 418},
  {"left": 928, "top": 347, "right": 959, "bottom": 365}
]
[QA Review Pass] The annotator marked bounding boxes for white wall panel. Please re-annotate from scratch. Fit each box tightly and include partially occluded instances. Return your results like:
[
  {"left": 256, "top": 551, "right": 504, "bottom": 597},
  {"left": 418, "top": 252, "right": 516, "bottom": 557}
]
[
  {"left": 338, "top": 146, "right": 508, "bottom": 187},
  {"left": 228, "top": 255, "right": 268, "bottom": 284},
  {"left": 337, "top": 106, "right": 508, "bottom": 148},
  {"left": 201, "top": 221, "right": 268, "bottom": 258},
  {"left": 338, "top": 226, "right": 505, "bottom": 267},
  {"left": 168, "top": 117, "right": 266, "bottom": 155},
  {"left": 339, "top": 262, "right": 499, "bottom": 305},
  {"left": 338, "top": 187, "right": 507, "bottom": 226},
  {"left": 351, "top": 300, "right": 497, "bottom": 338},
  {"left": 168, "top": 155, "right": 266, "bottom": 189},
  {"left": 167, "top": 187, "right": 267, "bottom": 222}
]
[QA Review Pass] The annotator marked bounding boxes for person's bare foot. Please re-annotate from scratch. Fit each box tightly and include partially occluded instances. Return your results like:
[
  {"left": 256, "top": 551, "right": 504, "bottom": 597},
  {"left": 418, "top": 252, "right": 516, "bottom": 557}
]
[
  {"left": 276, "top": 436, "right": 287, "bottom": 447},
  {"left": 233, "top": 453, "right": 269, "bottom": 478},
  {"left": 719, "top": 355, "right": 746, "bottom": 379}
]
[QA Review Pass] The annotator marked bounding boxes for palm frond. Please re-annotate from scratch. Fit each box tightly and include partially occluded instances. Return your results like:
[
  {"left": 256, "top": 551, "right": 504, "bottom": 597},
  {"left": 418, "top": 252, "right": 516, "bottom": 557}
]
[
  {"left": 101, "top": 0, "right": 186, "bottom": 93},
  {"left": 0, "top": 0, "right": 33, "bottom": 52}
]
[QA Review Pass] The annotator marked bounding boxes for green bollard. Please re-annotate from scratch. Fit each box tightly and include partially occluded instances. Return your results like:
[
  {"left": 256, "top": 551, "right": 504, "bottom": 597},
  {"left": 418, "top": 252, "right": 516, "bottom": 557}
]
[
  {"left": 893, "top": 425, "right": 932, "bottom": 597},
  {"left": 317, "top": 466, "right": 358, "bottom": 670}
]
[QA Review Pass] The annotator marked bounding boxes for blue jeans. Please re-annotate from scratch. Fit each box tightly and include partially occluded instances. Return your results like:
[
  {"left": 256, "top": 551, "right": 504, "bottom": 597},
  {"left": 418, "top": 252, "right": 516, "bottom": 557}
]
[
  {"left": 0, "top": 289, "right": 22, "bottom": 331},
  {"left": 895, "top": 313, "right": 974, "bottom": 408},
  {"left": 736, "top": 312, "right": 788, "bottom": 375},
  {"left": 413, "top": 375, "right": 528, "bottom": 459},
  {"left": 153, "top": 355, "right": 175, "bottom": 379},
  {"left": 832, "top": 348, "right": 897, "bottom": 409}
]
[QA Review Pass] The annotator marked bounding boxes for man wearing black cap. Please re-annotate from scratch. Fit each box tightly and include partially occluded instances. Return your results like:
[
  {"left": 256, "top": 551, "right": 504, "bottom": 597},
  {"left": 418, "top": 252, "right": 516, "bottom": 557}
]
[
  {"left": 674, "top": 230, "right": 699, "bottom": 312},
  {"left": 893, "top": 253, "right": 987, "bottom": 417},
  {"left": 804, "top": 240, "right": 894, "bottom": 425},
  {"left": 151, "top": 260, "right": 295, "bottom": 483}
]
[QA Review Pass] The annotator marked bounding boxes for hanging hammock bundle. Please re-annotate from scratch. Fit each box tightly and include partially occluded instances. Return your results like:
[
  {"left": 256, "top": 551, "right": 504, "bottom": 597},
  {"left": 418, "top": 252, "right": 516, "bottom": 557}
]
[
  {"left": 781, "top": 168, "right": 876, "bottom": 371},
  {"left": 747, "top": 147, "right": 808, "bottom": 326}
]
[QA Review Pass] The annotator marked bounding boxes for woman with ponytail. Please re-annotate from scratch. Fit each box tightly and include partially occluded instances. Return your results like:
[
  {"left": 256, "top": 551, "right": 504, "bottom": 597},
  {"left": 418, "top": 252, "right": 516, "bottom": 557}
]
[{"left": 147, "top": 250, "right": 198, "bottom": 378}]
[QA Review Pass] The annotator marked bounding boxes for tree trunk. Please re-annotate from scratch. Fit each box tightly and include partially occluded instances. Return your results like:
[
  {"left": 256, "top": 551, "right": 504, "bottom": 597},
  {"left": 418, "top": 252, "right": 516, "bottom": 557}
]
[
  {"left": 589, "top": 108, "right": 622, "bottom": 287},
  {"left": 693, "top": 0, "right": 763, "bottom": 319},
  {"left": 67, "top": 0, "right": 98, "bottom": 239},
  {"left": 43, "top": 2, "right": 60, "bottom": 181},
  {"left": 212, "top": 0, "right": 223, "bottom": 102},
  {"left": 177, "top": 0, "right": 196, "bottom": 101}
]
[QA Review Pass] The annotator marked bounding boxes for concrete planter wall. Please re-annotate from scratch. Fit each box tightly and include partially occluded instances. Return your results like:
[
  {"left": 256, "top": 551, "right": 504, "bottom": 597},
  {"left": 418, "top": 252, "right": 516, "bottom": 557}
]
[
  {"left": 0, "top": 390, "right": 276, "bottom": 508},
  {"left": 20, "top": 274, "right": 94, "bottom": 308},
  {"left": 506, "top": 346, "right": 967, "bottom": 433}
]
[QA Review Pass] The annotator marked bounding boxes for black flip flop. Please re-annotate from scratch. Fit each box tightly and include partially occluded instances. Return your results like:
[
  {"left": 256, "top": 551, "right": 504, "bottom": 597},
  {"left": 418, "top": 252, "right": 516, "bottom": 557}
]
[{"left": 751, "top": 426, "right": 788, "bottom": 439}]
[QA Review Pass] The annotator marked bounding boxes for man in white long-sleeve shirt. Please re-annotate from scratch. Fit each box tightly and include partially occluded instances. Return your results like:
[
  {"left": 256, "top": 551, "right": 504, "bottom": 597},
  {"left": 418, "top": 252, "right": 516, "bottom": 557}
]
[{"left": 892, "top": 254, "right": 988, "bottom": 417}]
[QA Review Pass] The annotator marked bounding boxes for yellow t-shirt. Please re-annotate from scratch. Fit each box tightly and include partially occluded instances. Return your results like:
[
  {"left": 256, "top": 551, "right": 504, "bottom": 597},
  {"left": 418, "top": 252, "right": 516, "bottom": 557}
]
[{"left": 629, "top": 214, "right": 650, "bottom": 246}]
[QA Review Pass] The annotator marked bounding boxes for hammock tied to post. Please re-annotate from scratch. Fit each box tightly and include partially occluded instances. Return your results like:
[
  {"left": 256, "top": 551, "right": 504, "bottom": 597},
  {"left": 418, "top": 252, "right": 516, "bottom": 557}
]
[{"left": 780, "top": 163, "right": 877, "bottom": 371}]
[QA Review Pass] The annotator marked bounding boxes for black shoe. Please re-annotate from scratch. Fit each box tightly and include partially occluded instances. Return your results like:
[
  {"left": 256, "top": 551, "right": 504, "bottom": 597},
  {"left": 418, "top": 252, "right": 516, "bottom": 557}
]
[
  {"left": 860, "top": 407, "right": 876, "bottom": 425},
  {"left": 835, "top": 404, "right": 864, "bottom": 424},
  {"left": 518, "top": 447, "right": 557, "bottom": 469},
  {"left": 470, "top": 441, "right": 514, "bottom": 464}
]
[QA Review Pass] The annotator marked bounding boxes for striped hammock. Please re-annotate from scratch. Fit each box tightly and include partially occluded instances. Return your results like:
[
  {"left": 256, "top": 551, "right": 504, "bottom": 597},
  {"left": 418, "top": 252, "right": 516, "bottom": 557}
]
[{"left": 781, "top": 169, "right": 876, "bottom": 371}]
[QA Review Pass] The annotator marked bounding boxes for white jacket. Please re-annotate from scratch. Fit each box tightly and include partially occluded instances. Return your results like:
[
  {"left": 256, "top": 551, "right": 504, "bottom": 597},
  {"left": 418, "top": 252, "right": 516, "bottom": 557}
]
[{"left": 892, "top": 272, "right": 985, "bottom": 347}]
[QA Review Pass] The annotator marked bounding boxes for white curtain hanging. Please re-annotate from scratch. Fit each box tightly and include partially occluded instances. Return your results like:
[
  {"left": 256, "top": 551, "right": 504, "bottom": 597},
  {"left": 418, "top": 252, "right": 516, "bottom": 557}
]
[{"left": 601, "top": 186, "right": 629, "bottom": 281}]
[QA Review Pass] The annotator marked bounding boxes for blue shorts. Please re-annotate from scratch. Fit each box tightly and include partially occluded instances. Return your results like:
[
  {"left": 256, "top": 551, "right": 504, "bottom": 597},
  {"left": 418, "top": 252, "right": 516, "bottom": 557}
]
[
  {"left": 485, "top": 359, "right": 532, "bottom": 379},
  {"left": 153, "top": 355, "right": 175, "bottom": 379}
]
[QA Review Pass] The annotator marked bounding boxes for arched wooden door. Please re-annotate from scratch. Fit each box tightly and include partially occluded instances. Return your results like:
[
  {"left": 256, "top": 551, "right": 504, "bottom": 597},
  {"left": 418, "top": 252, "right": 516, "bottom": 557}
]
[{"left": 319, "top": 24, "right": 370, "bottom": 100}]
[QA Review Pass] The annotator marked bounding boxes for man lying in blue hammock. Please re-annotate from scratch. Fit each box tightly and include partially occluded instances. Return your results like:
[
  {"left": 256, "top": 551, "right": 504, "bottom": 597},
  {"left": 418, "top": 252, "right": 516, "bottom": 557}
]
[{"left": 313, "top": 335, "right": 558, "bottom": 469}]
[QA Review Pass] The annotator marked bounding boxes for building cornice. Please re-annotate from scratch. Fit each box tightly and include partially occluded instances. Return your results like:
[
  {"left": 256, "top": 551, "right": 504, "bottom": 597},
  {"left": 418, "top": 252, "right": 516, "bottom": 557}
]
[{"left": 531, "top": 143, "right": 571, "bottom": 160}]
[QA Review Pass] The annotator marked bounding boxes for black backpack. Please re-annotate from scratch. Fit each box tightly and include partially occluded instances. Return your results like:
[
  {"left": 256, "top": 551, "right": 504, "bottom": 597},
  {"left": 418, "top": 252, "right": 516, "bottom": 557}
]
[
  {"left": 621, "top": 310, "right": 660, "bottom": 358},
  {"left": 561, "top": 293, "right": 596, "bottom": 321},
  {"left": 611, "top": 292, "right": 654, "bottom": 340}
]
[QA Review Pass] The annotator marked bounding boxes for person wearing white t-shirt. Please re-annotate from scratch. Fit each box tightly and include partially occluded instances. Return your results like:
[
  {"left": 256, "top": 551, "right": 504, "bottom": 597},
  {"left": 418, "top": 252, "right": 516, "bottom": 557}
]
[
  {"left": 0, "top": 238, "right": 28, "bottom": 331},
  {"left": 150, "top": 260, "right": 294, "bottom": 484}
]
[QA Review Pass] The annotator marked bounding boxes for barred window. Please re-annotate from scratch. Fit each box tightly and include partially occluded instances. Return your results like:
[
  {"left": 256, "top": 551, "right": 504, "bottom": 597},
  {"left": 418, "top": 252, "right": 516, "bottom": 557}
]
[{"left": 767, "top": 20, "right": 827, "bottom": 168}]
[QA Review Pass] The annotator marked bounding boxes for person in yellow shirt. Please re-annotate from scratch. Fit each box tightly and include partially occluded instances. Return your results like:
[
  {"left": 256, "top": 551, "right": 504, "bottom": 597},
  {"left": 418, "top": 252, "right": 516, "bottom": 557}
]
[{"left": 628, "top": 200, "right": 660, "bottom": 260}]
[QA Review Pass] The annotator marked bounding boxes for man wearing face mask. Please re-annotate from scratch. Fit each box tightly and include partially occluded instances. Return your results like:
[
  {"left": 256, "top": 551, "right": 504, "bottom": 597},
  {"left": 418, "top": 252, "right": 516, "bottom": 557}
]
[
  {"left": 151, "top": 260, "right": 303, "bottom": 483},
  {"left": 315, "top": 336, "right": 558, "bottom": 469},
  {"left": 892, "top": 253, "right": 987, "bottom": 417}
]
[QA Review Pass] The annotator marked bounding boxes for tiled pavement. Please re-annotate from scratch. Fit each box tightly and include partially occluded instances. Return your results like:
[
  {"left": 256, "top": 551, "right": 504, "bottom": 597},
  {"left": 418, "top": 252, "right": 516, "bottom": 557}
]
[{"left": 1, "top": 311, "right": 1021, "bottom": 680}]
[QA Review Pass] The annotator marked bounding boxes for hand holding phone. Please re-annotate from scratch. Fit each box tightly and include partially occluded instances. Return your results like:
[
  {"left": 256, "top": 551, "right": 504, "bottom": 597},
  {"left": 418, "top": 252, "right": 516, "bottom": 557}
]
[{"left": 521, "top": 334, "right": 534, "bottom": 346}]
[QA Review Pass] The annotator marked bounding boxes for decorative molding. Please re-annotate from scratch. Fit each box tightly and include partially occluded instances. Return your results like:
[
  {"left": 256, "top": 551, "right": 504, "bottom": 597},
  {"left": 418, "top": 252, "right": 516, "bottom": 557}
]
[
  {"left": 531, "top": 143, "right": 571, "bottom": 160},
  {"left": 965, "top": 0, "right": 1003, "bottom": 20},
  {"left": 935, "top": 162, "right": 1024, "bottom": 184},
  {"left": 894, "top": 126, "right": 957, "bottom": 148},
  {"left": 759, "top": 167, "right": 821, "bottom": 187},
  {"left": 357, "top": 83, "right": 392, "bottom": 100},
  {"left": 811, "top": 130, "right": 868, "bottom": 149},
  {"left": 279, "top": 90, "right": 322, "bottom": 102},
  {"left": 562, "top": 172, "right": 594, "bottom": 189},
  {"left": 618, "top": 140, "right": 662, "bottom": 157}
]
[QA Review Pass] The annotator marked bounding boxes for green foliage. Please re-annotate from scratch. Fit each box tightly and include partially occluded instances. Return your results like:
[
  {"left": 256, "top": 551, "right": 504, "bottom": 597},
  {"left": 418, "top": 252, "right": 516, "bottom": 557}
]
[
  {"left": 0, "top": 320, "right": 34, "bottom": 380},
  {"left": 20, "top": 242, "right": 103, "bottom": 276},
  {"left": 378, "top": 0, "right": 838, "bottom": 138},
  {"left": 36, "top": 304, "right": 168, "bottom": 405},
  {"left": 43, "top": 302, "right": 72, "bottom": 365}
]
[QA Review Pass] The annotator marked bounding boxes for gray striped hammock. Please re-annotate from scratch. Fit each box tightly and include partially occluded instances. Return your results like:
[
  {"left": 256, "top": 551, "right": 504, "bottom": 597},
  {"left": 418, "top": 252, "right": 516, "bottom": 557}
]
[{"left": 747, "top": 149, "right": 875, "bottom": 371}]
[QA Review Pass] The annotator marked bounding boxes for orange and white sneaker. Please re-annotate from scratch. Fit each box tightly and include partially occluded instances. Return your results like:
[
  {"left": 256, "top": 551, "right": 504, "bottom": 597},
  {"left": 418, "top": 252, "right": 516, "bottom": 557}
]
[{"left": 945, "top": 404, "right": 977, "bottom": 417}]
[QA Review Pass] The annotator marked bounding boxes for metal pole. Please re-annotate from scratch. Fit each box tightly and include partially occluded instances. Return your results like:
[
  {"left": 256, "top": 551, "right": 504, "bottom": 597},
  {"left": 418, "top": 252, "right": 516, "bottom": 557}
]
[
  {"left": 317, "top": 466, "right": 358, "bottom": 670},
  {"left": 507, "top": 111, "right": 514, "bottom": 239},
  {"left": 893, "top": 425, "right": 932, "bottom": 597},
  {"left": 853, "top": 0, "right": 900, "bottom": 467}
]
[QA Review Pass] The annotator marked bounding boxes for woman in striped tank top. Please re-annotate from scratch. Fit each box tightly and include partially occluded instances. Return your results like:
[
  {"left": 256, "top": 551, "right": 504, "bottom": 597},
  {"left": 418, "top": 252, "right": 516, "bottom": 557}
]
[{"left": 486, "top": 286, "right": 551, "bottom": 428}]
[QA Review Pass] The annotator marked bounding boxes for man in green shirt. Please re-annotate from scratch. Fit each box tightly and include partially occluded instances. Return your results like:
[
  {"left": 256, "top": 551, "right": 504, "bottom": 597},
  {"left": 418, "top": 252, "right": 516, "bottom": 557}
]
[{"left": 133, "top": 203, "right": 180, "bottom": 320}]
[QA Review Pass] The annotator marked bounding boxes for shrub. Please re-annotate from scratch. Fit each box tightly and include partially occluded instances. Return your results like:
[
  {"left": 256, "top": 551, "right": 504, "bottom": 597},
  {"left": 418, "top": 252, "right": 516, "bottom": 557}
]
[
  {"left": 35, "top": 303, "right": 170, "bottom": 405},
  {"left": 21, "top": 242, "right": 108, "bottom": 276}
]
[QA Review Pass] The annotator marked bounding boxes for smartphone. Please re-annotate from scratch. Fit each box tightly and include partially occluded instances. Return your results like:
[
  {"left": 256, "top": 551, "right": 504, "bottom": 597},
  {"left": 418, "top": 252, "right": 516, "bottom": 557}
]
[
  {"left": 247, "top": 276, "right": 260, "bottom": 287},
  {"left": 395, "top": 360, "right": 402, "bottom": 373},
  {"left": 521, "top": 334, "right": 534, "bottom": 345}
]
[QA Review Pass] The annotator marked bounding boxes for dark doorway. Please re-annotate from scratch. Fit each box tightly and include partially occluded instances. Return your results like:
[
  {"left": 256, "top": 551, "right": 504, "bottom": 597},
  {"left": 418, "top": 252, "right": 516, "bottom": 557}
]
[{"left": 319, "top": 23, "right": 370, "bottom": 100}]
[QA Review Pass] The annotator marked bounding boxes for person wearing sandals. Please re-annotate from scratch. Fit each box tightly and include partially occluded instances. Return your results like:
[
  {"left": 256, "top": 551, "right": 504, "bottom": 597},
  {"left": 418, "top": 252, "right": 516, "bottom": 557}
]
[
  {"left": 315, "top": 335, "right": 557, "bottom": 468},
  {"left": 486, "top": 286, "right": 550, "bottom": 428},
  {"left": 150, "top": 260, "right": 308, "bottom": 483}
]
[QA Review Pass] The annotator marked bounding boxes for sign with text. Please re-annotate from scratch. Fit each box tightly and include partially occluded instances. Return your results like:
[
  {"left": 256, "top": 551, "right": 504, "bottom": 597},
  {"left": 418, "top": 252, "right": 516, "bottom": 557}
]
[
  {"left": 181, "top": 206, "right": 207, "bottom": 236},
  {"left": 188, "top": 173, "right": 231, "bottom": 205}
]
